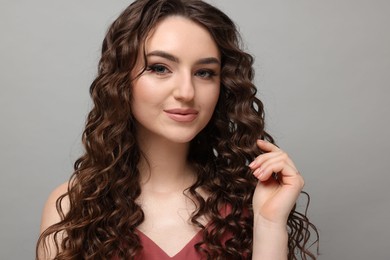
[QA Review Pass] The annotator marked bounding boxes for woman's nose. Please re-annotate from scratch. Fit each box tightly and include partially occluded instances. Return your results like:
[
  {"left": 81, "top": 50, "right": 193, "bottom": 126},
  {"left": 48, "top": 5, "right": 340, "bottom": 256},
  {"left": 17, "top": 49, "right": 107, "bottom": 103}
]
[{"left": 173, "top": 72, "right": 195, "bottom": 102}]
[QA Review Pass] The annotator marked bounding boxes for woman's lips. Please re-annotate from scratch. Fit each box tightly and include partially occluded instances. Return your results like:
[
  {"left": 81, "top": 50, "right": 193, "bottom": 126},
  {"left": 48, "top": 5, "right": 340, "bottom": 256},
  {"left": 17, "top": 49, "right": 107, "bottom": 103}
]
[{"left": 164, "top": 108, "right": 199, "bottom": 122}]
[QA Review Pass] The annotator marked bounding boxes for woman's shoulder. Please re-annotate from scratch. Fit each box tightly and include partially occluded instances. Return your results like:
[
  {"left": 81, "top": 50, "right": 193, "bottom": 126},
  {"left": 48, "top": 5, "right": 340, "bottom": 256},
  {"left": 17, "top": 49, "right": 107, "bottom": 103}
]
[{"left": 39, "top": 182, "right": 69, "bottom": 234}]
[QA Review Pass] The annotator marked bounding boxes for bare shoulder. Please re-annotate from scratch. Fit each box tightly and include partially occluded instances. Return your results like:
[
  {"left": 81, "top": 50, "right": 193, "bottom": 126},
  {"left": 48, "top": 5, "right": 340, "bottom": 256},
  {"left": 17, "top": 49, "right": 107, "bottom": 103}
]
[{"left": 39, "top": 182, "right": 70, "bottom": 234}]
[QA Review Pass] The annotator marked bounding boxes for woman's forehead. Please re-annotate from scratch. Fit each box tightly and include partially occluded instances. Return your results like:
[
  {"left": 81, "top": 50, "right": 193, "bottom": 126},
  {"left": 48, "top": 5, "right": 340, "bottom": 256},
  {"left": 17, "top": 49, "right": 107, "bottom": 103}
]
[{"left": 144, "top": 16, "right": 220, "bottom": 61}]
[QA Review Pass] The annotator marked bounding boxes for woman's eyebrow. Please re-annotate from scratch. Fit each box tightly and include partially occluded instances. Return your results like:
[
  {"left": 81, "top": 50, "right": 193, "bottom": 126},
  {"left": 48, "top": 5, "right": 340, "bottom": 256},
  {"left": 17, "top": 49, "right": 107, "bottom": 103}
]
[
  {"left": 147, "top": 50, "right": 179, "bottom": 62},
  {"left": 196, "top": 57, "right": 220, "bottom": 65},
  {"left": 146, "top": 50, "right": 220, "bottom": 65}
]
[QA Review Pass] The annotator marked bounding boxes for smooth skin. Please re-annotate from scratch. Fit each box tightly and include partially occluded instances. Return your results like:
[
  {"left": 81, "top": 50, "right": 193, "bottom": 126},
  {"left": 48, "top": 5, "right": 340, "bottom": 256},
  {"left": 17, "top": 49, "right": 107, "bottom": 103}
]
[
  {"left": 251, "top": 140, "right": 304, "bottom": 259},
  {"left": 131, "top": 16, "right": 221, "bottom": 256},
  {"left": 39, "top": 16, "right": 303, "bottom": 260}
]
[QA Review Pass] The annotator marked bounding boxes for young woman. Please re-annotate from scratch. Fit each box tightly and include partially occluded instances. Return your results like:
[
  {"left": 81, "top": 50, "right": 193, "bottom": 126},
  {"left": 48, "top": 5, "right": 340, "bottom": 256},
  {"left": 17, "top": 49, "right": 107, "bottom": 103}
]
[{"left": 37, "top": 0, "right": 318, "bottom": 259}]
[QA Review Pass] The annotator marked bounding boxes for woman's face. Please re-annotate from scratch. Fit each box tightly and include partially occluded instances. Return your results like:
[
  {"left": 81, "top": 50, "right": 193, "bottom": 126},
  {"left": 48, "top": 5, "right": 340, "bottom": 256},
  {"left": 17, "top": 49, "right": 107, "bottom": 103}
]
[{"left": 131, "top": 16, "right": 221, "bottom": 144}]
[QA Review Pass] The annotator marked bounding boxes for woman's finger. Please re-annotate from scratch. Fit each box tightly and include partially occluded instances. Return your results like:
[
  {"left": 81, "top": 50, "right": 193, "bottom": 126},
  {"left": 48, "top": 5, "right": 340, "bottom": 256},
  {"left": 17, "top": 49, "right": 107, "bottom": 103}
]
[
  {"left": 254, "top": 159, "right": 302, "bottom": 187},
  {"left": 248, "top": 150, "right": 284, "bottom": 169},
  {"left": 256, "top": 139, "right": 280, "bottom": 152},
  {"left": 252, "top": 155, "right": 287, "bottom": 179},
  {"left": 255, "top": 139, "right": 299, "bottom": 171}
]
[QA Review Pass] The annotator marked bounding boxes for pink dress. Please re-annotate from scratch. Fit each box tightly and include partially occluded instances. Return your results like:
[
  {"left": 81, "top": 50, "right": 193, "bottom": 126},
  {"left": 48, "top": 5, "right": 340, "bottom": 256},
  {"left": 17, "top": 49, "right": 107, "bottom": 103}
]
[
  {"left": 112, "top": 205, "right": 236, "bottom": 259},
  {"left": 134, "top": 229, "right": 204, "bottom": 259}
]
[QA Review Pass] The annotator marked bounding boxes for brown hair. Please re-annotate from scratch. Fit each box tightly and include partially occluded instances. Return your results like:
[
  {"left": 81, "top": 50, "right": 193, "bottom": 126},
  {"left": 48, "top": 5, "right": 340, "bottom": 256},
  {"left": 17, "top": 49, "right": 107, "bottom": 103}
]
[{"left": 37, "top": 0, "right": 318, "bottom": 259}]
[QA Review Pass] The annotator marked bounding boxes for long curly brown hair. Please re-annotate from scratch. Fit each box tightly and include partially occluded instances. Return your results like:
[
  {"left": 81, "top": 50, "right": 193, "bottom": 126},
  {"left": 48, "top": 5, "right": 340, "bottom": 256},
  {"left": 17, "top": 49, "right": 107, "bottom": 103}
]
[{"left": 37, "top": 0, "right": 319, "bottom": 259}]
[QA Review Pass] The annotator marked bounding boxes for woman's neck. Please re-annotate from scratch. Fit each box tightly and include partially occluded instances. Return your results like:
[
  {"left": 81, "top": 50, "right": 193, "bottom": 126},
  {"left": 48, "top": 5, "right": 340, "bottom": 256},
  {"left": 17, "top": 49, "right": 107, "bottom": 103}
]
[{"left": 137, "top": 135, "right": 195, "bottom": 194}]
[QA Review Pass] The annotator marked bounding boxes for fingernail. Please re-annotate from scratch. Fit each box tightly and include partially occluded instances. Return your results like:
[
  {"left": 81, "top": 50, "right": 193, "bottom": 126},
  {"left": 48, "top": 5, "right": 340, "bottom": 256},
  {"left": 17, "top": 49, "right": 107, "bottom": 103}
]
[
  {"left": 248, "top": 161, "right": 255, "bottom": 168},
  {"left": 253, "top": 168, "right": 262, "bottom": 178},
  {"left": 258, "top": 170, "right": 265, "bottom": 179}
]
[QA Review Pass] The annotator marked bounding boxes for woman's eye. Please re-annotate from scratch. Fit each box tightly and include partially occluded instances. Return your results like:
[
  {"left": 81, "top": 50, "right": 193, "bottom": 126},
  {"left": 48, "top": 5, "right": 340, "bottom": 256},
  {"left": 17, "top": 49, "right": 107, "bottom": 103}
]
[
  {"left": 146, "top": 64, "right": 170, "bottom": 75},
  {"left": 195, "top": 70, "right": 216, "bottom": 79}
]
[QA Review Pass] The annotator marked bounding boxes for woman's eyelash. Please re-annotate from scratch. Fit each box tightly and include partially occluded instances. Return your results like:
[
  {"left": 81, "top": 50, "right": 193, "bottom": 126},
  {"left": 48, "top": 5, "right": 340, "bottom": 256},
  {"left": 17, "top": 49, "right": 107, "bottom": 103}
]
[
  {"left": 195, "top": 69, "right": 217, "bottom": 79},
  {"left": 145, "top": 65, "right": 217, "bottom": 79},
  {"left": 146, "top": 64, "right": 170, "bottom": 74}
]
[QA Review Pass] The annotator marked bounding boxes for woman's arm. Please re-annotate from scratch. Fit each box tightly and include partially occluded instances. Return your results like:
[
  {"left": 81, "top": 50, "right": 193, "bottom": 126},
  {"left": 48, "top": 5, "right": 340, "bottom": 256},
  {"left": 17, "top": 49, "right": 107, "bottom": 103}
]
[
  {"left": 37, "top": 182, "right": 69, "bottom": 259},
  {"left": 249, "top": 140, "right": 304, "bottom": 260},
  {"left": 252, "top": 213, "right": 289, "bottom": 259}
]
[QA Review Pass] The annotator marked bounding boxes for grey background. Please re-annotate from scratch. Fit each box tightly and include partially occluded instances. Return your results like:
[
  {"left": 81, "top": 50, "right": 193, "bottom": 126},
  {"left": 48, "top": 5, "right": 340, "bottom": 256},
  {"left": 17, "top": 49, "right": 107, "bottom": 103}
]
[{"left": 1, "top": 0, "right": 389, "bottom": 259}]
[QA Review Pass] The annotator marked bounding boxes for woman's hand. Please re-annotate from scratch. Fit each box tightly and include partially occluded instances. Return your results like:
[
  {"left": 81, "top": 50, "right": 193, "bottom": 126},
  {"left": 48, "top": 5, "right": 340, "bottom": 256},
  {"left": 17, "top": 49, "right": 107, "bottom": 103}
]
[
  {"left": 249, "top": 140, "right": 304, "bottom": 259},
  {"left": 249, "top": 140, "right": 304, "bottom": 226}
]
